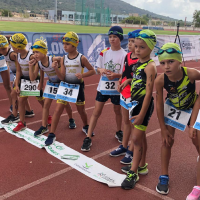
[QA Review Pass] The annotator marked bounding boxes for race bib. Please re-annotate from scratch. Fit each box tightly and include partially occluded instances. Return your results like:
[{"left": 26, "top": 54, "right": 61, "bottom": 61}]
[
  {"left": 43, "top": 81, "right": 59, "bottom": 100},
  {"left": 100, "top": 76, "right": 119, "bottom": 95},
  {"left": 56, "top": 81, "right": 80, "bottom": 103},
  {"left": 193, "top": 110, "right": 200, "bottom": 130},
  {"left": 129, "top": 101, "right": 139, "bottom": 123},
  {"left": 0, "top": 56, "right": 8, "bottom": 72},
  {"left": 164, "top": 99, "right": 192, "bottom": 131},
  {"left": 120, "top": 94, "right": 132, "bottom": 110},
  {"left": 20, "top": 79, "right": 40, "bottom": 96}
]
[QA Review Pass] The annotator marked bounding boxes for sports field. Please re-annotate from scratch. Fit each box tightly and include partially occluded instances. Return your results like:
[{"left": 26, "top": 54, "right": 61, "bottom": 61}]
[{"left": 0, "top": 21, "right": 199, "bottom": 35}]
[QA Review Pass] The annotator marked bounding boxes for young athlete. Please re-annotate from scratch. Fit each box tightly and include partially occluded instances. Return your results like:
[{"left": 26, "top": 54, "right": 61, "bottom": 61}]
[
  {"left": 0, "top": 35, "right": 34, "bottom": 124},
  {"left": 109, "top": 30, "right": 140, "bottom": 165},
  {"left": 44, "top": 31, "right": 95, "bottom": 146},
  {"left": 119, "top": 29, "right": 157, "bottom": 189},
  {"left": 9, "top": 33, "right": 45, "bottom": 132},
  {"left": 29, "top": 39, "right": 76, "bottom": 136},
  {"left": 155, "top": 43, "right": 200, "bottom": 198},
  {"left": 81, "top": 26, "right": 126, "bottom": 152}
]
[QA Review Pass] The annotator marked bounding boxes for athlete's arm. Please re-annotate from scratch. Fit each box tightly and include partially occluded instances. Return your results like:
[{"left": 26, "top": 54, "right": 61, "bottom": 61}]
[
  {"left": 9, "top": 51, "right": 17, "bottom": 62},
  {"left": 53, "top": 56, "right": 65, "bottom": 81},
  {"left": 53, "top": 56, "right": 61, "bottom": 67},
  {"left": 29, "top": 61, "right": 39, "bottom": 81},
  {"left": 15, "top": 61, "right": 21, "bottom": 94},
  {"left": 38, "top": 69, "right": 44, "bottom": 90},
  {"left": 187, "top": 68, "right": 200, "bottom": 82}
]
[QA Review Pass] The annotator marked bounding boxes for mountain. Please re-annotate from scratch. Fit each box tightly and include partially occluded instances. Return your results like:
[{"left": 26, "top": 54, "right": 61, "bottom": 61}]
[{"left": 0, "top": 0, "right": 177, "bottom": 21}]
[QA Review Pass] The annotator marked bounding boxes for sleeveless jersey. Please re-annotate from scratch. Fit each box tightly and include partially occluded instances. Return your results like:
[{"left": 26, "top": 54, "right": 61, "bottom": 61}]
[
  {"left": 4, "top": 48, "right": 16, "bottom": 75},
  {"left": 38, "top": 56, "right": 60, "bottom": 83},
  {"left": 18, "top": 51, "right": 33, "bottom": 79},
  {"left": 131, "top": 59, "right": 154, "bottom": 102},
  {"left": 164, "top": 67, "right": 197, "bottom": 110},
  {"left": 121, "top": 52, "right": 138, "bottom": 98},
  {"left": 64, "top": 53, "right": 84, "bottom": 84}
]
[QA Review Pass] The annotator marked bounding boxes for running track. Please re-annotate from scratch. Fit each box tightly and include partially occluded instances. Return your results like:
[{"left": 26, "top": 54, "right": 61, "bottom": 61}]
[{"left": 0, "top": 60, "right": 200, "bottom": 200}]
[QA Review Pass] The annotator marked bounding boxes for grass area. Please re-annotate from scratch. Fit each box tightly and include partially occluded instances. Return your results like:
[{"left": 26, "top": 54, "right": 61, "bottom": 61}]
[{"left": 0, "top": 21, "right": 199, "bottom": 35}]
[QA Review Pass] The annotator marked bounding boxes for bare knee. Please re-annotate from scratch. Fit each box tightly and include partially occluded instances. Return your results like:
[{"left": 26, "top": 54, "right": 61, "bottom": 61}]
[{"left": 114, "top": 105, "right": 121, "bottom": 115}]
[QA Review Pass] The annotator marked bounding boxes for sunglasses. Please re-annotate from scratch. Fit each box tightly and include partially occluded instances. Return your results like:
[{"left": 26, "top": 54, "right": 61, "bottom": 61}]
[
  {"left": 61, "top": 37, "right": 78, "bottom": 44},
  {"left": 155, "top": 48, "right": 182, "bottom": 56},
  {"left": 10, "top": 36, "right": 26, "bottom": 45},
  {"left": 31, "top": 45, "right": 47, "bottom": 50},
  {"left": 108, "top": 31, "right": 123, "bottom": 35},
  {"left": 0, "top": 42, "right": 8, "bottom": 47},
  {"left": 135, "top": 33, "right": 156, "bottom": 40}
]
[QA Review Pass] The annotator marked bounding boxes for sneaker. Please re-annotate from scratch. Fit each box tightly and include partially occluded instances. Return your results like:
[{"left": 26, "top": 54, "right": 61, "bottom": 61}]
[
  {"left": 34, "top": 126, "right": 49, "bottom": 137},
  {"left": 1, "top": 113, "right": 20, "bottom": 124},
  {"left": 69, "top": 118, "right": 76, "bottom": 129},
  {"left": 25, "top": 110, "right": 35, "bottom": 118},
  {"left": 81, "top": 137, "right": 92, "bottom": 151},
  {"left": 121, "top": 170, "right": 139, "bottom": 190},
  {"left": 121, "top": 163, "right": 149, "bottom": 175},
  {"left": 9, "top": 105, "right": 13, "bottom": 113},
  {"left": 110, "top": 145, "right": 127, "bottom": 157},
  {"left": 156, "top": 175, "right": 169, "bottom": 195},
  {"left": 115, "top": 130, "right": 123, "bottom": 143},
  {"left": 47, "top": 115, "right": 52, "bottom": 126},
  {"left": 82, "top": 125, "right": 95, "bottom": 137},
  {"left": 186, "top": 186, "right": 200, "bottom": 200},
  {"left": 45, "top": 133, "right": 56, "bottom": 146},
  {"left": 13, "top": 121, "right": 27, "bottom": 132},
  {"left": 120, "top": 150, "right": 133, "bottom": 164}
]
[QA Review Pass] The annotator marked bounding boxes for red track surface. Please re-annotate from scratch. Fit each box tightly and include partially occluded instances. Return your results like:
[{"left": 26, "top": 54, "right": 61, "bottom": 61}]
[{"left": 0, "top": 60, "right": 200, "bottom": 200}]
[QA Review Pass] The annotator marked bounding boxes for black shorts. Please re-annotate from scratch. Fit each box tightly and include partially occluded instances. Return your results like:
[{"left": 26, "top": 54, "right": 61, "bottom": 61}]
[{"left": 96, "top": 91, "right": 120, "bottom": 105}]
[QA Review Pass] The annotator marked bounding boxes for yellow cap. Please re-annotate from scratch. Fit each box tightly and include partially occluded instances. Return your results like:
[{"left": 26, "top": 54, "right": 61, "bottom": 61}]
[
  {"left": 10, "top": 33, "right": 28, "bottom": 49},
  {"left": 31, "top": 40, "right": 48, "bottom": 55},
  {"left": 0, "top": 35, "right": 9, "bottom": 48},
  {"left": 62, "top": 31, "right": 79, "bottom": 47}
]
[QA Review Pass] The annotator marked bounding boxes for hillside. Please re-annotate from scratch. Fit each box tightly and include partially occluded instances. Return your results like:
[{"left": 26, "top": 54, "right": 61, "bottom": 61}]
[{"left": 0, "top": 0, "right": 177, "bottom": 21}]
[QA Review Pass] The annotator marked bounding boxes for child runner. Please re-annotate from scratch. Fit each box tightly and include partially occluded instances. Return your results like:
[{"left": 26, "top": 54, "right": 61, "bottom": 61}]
[
  {"left": 44, "top": 31, "right": 95, "bottom": 146},
  {"left": 9, "top": 33, "right": 45, "bottom": 132},
  {"left": 0, "top": 35, "right": 34, "bottom": 124},
  {"left": 81, "top": 26, "right": 126, "bottom": 152},
  {"left": 110, "top": 30, "right": 140, "bottom": 165},
  {"left": 120, "top": 29, "right": 157, "bottom": 189},
  {"left": 29, "top": 39, "right": 76, "bottom": 136},
  {"left": 155, "top": 43, "right": 200, "bottom": 198}
]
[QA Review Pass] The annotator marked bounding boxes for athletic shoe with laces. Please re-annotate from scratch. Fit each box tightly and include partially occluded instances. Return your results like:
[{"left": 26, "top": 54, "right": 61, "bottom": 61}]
[
  {"left": 25, "top": 110, "right": 35, "bottom": 118},
  {"left": 186, "top": 186, "right": 200, "bottom": 200},
  {"left": 47, "top": 115, "right": 52, "bottom": 126},
  {"left": 13, "top": 121, "right": 27, "bottom": 132},
  {"left": 82, "top": 125, "right": 95, "bottom": 136},
  {"left": 34, "top": 126, "right": 49, "bottom": 137},
  {"left": 9, "top": 105, "right": 13, "bottom": 113},
  {"left": 120, "top": 150, "right": 133, "bottom": 164},
  {"left": 110, "top": 145, "right": 127, "bottom": 157},
  {"left": 121, "top": 163, "right": 149, "bottom": 175},
  {"left": 121, "top": 170, "right": 139, "bottom": 190},
  {"left": 81, "top": 137, "right": 92, "bottom": 151},
  {"left": 69, "top": 118, "right": 76, "bottom": 129},
  {"left": 115, "top": 130, "right": 123, "bottom": 143},
  {"left": 45, "top": 133, "right": 56, "bottom": 146},
  {"left": 156, "top": 175, "right": 169, "bottom": 195},
  {"left": 1, "top": 113, "right": 20, "bottom": 124}
]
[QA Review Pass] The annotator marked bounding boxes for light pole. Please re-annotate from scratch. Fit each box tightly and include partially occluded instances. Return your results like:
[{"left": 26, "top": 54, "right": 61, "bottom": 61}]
[{"left": 54, "top": 0, "right": 57, "bottom": 23}]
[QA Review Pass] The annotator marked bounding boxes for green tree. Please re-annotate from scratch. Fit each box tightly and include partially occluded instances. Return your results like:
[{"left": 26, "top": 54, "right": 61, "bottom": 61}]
[
  {"left": 122, "top": 16, "right": 147, "bottom": 25},
  {"left": 193, "top": 10, "right": 200, "bottom": 27},
  {"left": 1, "top": 9, "right": 13, "bottom": 17}
]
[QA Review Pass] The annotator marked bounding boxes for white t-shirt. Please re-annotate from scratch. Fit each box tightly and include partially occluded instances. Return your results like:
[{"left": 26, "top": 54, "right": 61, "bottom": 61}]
[{"left": 96, "top": 47, "right": 126, "bottom": 91}]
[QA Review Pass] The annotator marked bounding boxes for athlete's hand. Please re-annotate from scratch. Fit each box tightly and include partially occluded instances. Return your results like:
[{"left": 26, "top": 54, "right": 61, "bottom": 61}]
[
  {"left": 15, "top": 86, "right": 20, "bottom": 95},
  {"left": 130, "top": 114, "right": 144, "bottom": 126},
  {"left": 106, "top": 71, "right": 116, "bottom": 80},
  {"left": 29, "top": 59, "right": 37, "bottom": 68},
  {"left": 118, "top": 79, "right": 129, "bottom": 93},
  {"left": 37, "top": 82, "right": 43, "bottom": 90},
  {"left": 161, "top": 128, "right": 174, "bottom": 146},
  {"left": 98, "top": 68, "right": 107, "bottom": 75},
  {"left": 75, "top": 73, "right": 83, "bottom": 79},
  {"left": 189, "top": 126, "right": 197, "bottom": 139},
  {"left": 52, "top": 61, "right": 59, "bottom": 70}
]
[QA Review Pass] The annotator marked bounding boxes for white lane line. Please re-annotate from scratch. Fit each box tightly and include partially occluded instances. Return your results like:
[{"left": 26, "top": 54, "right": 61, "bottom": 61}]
[{"left": 0, "top": 128, "right": 163, "bottom": 200}]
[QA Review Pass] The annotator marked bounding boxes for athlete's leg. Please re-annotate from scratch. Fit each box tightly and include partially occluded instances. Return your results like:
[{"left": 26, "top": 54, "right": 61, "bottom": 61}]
[
  {"left": 42, "top": 98, "right": 53, "bottom": 127},
  {"left": 19, "top": 96, "right": 28, "bottom": 123},
  {"left": 76, "top": 104, "right": 88, "bottom": 126},
  {"left": 65, "top": 102, "right": 73, "bottom": 119},
  {"left": 11, "top": 89, "right": 18, "bottom": 117}
]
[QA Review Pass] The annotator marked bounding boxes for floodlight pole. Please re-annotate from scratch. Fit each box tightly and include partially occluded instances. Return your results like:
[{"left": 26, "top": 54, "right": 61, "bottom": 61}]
[{"left": 54, "top": 0, "right": 57, "bottom": 23}]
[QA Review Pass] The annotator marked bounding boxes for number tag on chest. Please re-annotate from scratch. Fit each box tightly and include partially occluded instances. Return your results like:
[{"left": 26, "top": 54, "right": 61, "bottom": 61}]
[
  {"left": 120, "top": 94, "right": 132, "bottom": 110},
  {"left": 20, "top": 79, "right": 40, "bottom": 96},
  {"left": 43, "top": 81, "right": 59, "bottom": 100},
  {"left": 164, "top": 99, "right": 192, "bottom": 131},
  {"left": 100, "top": 76, "right": 119, "bottom": 95},
  {"left": 0, "top": 56, "right": 8, "bottom": 72},
  {"left": 56, "top": 81, "right": 80, "bottom": 103},
  {"left": 193, "top": 110, "right": 200, "bottom": 131}
]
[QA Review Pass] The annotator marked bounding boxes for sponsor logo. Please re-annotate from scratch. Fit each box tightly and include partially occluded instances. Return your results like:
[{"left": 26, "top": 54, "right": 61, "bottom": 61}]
[
  {"left": 94, "top": 172, "right": 115, "bottom": 184},
  {"left": 74, "top": 162, "right": 93, "bottom": 173}
]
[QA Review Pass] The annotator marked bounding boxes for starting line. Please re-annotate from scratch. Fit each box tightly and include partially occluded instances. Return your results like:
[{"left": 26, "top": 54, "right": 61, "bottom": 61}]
[{"left": 0, "top": 116, "right": 126, "bottom": 188}]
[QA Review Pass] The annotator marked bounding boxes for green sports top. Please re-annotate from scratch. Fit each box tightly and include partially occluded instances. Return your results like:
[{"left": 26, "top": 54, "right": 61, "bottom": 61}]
[{"left": 164, "top": 67, "right": 197, "bottom": 110}]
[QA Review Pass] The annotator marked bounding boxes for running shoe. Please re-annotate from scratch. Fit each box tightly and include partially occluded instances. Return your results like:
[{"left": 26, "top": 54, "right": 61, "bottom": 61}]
[
  {"left": 81, "top": 137, "right": 92, "bottom": 151},
  {"left": 121, "top": 170, "right": 139, "bottom": 190},
  {"left": 115, "top": 130, "right": 123, "bottom": 143},
  {"left": 13, "top": 121, "right": 27, "bottom": 132},
  {"left": 1, "top": 113, "right": 20, "bottom": 124},
  {"left": 45, "top": 133, "right": 56, "bottom": 146},
  {"left": 47, "top": 115, "right": 52, "bottom": 126},
  {"left": 156, "top": 175, "right": 169, "bottom": 195},
  {"left": 110, "top": 145, "right": 127, "bottom": 157},
  {"left": 25, "top": 110, "right": 35, "bottom": 118},
  {"left": 186, "top": 186, "right": 200, "bottom": 200},
  {"left": 121, "top": 163, "right": 149, "bottom": 175},
  {"left": 82, "top": 125, "right": 95, "bottom": 136},
  {"left": 69, "top": 118, "right": 76, "bottom": 129},
  {"left": 120, "top": 150, "right": 133, "bottom": 164},
  {"left": 34, "top": 126, "right": 49, "bottom": 137}
]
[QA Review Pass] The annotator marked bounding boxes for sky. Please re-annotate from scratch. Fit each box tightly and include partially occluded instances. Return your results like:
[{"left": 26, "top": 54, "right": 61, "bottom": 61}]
[{"left": 122, "top": 0, "right": 200, "bottom": 21}]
